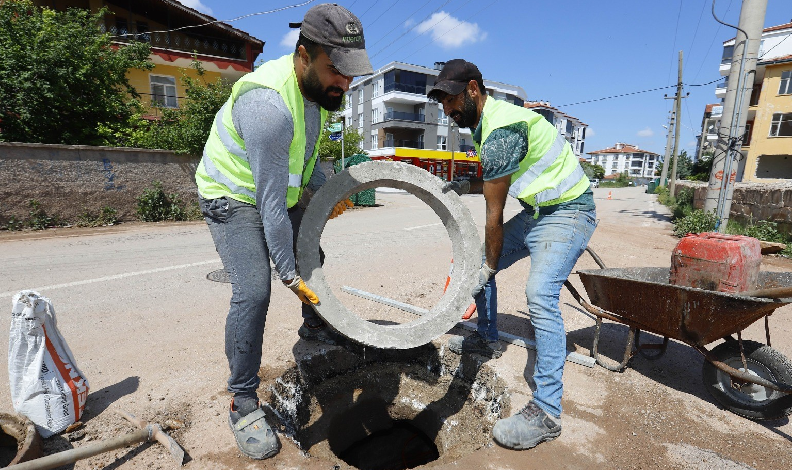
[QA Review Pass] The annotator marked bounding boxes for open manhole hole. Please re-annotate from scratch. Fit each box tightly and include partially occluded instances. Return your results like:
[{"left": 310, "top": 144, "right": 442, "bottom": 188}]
[{"left": 264, "top": 342, "right": 510, "bottom": 469}]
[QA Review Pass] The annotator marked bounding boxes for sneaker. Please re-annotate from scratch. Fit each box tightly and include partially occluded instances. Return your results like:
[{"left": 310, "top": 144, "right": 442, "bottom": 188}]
[
  {"left": 492, "top": 401, "right": 561, "bottom": 450},
  {"left": 447, "top": 333, "right": 503, "bottom": 358},
  {"left": 228, "top": 398, "right": 280, "bottom": 460},
  {"left": 298, "top": 322, "right": 345, "bottom": 346}
]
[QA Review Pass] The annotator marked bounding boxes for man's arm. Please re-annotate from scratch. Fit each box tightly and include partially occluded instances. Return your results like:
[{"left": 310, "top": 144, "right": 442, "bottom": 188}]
[
  {"left": 232, "top": 88, "right": 298, "bottom": 281},
  {"left": 482, "top": 174, "right": 510, "bottom": 270}
]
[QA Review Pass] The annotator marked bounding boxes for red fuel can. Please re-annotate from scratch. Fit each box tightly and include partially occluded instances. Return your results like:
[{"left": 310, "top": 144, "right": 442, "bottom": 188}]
[{"left": 670, "top": 232, "right": 761, "bottom": 293}]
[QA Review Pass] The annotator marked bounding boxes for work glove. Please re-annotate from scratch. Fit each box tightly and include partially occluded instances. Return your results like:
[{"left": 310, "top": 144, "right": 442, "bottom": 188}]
[
  {"left": 285, "top": 276, "right": 319, "bottom": 305},
  {"left": 329, "top": 198, "right": 354, "bottom": 219},
  {"left": 443, "top": 179, "right": 471, "bottom": 195},
  {"left": 471, "top": 263, "right": 497, "bottom": 299}
]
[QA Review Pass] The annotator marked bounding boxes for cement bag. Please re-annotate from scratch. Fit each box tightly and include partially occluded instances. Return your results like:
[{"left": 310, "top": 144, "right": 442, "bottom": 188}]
[{"left": 8, "top": 290, "right": 89, "bottom": 437}]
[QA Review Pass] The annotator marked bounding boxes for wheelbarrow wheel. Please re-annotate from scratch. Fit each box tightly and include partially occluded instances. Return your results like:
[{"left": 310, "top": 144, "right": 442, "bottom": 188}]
[{"left": 702, "top": 340, "right": 792, "bottom": 420}]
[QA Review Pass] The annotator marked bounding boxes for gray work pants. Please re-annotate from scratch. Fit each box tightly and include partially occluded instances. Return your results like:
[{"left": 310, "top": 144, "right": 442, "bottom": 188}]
[{"left": 200, "top": 196, "right": 322, "bottom": 398}]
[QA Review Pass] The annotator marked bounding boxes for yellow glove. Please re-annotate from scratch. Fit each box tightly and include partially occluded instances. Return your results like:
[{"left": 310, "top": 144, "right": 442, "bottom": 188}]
[
  {"left": 285, "top": 276, "right": 319, "bottom": 305},
  {"left": 329, "top": 198, "right": 354, "bottom": 219}
]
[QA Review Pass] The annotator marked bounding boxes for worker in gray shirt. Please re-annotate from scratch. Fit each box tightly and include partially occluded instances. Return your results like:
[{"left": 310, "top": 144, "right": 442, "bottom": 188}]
[{"left": 195, "top": 4, "right": 373, "bottom": 461}]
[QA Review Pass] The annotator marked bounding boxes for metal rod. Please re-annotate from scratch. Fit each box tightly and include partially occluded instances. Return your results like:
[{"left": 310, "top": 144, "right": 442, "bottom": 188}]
[
  {"left": 6, "top": 428, "right": 151, "bottom": 470},
  {"left": 341, "top": 286, "right": 596, "bottom": 368}
]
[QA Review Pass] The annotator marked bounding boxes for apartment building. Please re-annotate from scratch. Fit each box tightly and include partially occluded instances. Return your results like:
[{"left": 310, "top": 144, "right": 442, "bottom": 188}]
[
  {"left": 32, "top": 0, "right": 264, "bottom": 114},
  {"left": 340, "top": 61, "right": 527, "bottom": 181},
  {"left": 709, "top": 21, "right": 792, "bottom": 182},
  {"left": 524, "top": 102, "right": 588, "bottom": 159},
  {"left": 587, "top": 142, "right": 660, "bottom": 179},
  {"left": 695, "top": 103, "right": 723, "bottom": 162}
]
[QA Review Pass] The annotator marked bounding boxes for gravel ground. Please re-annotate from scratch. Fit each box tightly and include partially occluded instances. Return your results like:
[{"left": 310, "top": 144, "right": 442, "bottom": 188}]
[{"left": 0, "top": 185, "right": 790, "bottom": 469}]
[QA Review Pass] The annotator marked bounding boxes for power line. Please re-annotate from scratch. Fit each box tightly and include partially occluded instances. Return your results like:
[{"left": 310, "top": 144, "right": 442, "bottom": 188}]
[
  {"left": 683, "top": 0, "right": 710, "bottom": 76},
  {"left": 378, "top": 0, "right": 478, "bottom": 64},
  {"left": 691, "top": 0, "right": 734, "bottom": 83},
  {"left": 759, "top": 33, "right": 792, "bottom": 60},
  {"left": 366, "top": 0, "right": 402, "bottom": 28},
  {"left": 366, "top": 0, "right": 433, "bottom": 49},
  {"left": 369, "top": 0, "right": 454, "bottom": 60},
  {"left": 666, "top": 0, "right": 684, "bottom": 86},
  {"left": 122, "top": 0, "right": 316, "bottom": 37}
]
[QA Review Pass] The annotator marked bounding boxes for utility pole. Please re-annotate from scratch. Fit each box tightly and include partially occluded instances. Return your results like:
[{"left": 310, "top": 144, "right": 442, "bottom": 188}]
[
  {"left": 703, "top": 0, "right": 768, "bottom": 231},
  {"left": 658, "top": 111, "right": 675, "bottom": 187},
  {"left": 669, "top": 50, "right": 684, "bottom": 197}
]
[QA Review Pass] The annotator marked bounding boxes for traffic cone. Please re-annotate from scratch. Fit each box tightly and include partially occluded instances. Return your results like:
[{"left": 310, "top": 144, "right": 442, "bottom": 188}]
[{"left": 607, "top": 191, "right": 612, "bottom": 200}]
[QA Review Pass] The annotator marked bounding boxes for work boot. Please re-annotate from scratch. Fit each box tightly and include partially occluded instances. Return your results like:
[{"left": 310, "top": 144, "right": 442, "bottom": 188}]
[
  {"left": 492, "top": 401, "right": 561, "bottom": 450},
  {"left": 298, "top": 321, "right": 346, "bottom": 346},
  {"left": 447, "top": 333, "right": 503, "bottom": 358},
  {"left": 228, "top": 397, "right": 280, "bottom": 460}
]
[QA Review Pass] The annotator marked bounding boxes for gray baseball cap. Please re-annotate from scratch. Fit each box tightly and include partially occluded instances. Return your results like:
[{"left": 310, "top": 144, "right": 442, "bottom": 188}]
[{"left": 289, "top": 3, "right": 373, "bottom": 77}]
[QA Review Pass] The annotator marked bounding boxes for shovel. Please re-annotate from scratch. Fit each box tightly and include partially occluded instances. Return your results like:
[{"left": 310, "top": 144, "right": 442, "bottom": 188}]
[{"left": 6, "top": 410, "right": 185, "bottom": 470}]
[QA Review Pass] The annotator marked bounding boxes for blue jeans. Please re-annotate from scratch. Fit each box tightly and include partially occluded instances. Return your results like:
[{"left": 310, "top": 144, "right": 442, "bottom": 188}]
[
  {"left": 200, "top": 196, "right": 323, "bottom": 399},
  {"left": 476, "top": 208, "right": 597, "bottom": 418}
]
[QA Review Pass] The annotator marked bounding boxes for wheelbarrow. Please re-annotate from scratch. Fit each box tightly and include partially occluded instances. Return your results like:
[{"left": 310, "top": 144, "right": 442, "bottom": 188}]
[{"left": 564, "top": 248, "right": 792, "bottom": 421}]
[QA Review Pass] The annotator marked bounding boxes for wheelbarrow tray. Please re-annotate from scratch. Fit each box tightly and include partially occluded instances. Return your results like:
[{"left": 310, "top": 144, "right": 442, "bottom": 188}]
[{"left": 577, "top": 267, "right": 792, "bottom": 346}]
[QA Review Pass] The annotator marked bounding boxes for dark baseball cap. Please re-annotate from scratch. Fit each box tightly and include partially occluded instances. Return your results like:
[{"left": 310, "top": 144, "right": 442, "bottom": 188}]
[
  {"left": 289, "top": 3, "right": 373, "bottom": 77},
  {"left": 427, "top": 59, "right": 483, "bottom": 100}
]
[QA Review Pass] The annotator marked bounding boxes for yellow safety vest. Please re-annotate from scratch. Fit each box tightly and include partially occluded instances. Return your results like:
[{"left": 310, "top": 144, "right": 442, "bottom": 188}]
[
  {"left": 474, "top": 98, "right": 589, "bottom": 208},
  {"left": 195, "top": 53, "right": 328, "bottom": 208}
]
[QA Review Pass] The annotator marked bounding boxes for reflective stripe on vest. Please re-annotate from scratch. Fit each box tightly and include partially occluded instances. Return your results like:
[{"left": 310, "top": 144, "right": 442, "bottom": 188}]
[
  {"left": 475, "top": 98, "right": 588, "bottom": 208},
  {"left": 507, "top": 132, "right": 567, "bottom": 199},
  {"left": 196, "top": 53, "right": 327, "bottom": 208}
]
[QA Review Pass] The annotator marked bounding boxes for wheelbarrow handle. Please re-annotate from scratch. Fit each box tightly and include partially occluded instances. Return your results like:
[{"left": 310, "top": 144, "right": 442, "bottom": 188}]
[{"left": 741, "top": 286, "right": 792, "bottom": 300}]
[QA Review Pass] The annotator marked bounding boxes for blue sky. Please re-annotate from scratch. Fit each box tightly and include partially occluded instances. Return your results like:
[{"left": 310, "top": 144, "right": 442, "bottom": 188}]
[{"left": 180, "top": 0, "right": 790, "bottom": 158}]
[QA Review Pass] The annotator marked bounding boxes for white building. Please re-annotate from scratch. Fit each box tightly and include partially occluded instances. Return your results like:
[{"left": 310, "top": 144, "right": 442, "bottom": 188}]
[
  {"left": 524, "top": 102, "right": 588, "bottom": 159},
  {"left": 587, "top": 142, "right": 660, "bottom": 179}
]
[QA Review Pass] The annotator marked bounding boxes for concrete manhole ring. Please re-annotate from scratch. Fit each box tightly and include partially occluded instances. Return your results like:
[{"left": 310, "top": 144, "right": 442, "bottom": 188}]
[{"left": 296, "top": 161, "right": 481, "bottom": 349}]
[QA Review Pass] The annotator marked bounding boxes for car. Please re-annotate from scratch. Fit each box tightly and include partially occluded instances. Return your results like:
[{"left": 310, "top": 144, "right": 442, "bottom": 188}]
[{"left": 591, "top": 179, "right": 600, "bottom": 188}]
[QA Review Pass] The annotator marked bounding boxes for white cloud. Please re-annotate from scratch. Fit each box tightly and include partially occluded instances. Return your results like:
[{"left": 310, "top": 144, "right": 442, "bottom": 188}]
[
  {"left": 586, "top": 127, "right": 595, "bottom": 137},
  {"left": 414, "top": 12, "right": 487, "bottom": 49},
  {"left": 404, "top": 19, "right": 416, "bottom": 28},
  {"left": 637, "top": 127, "right": 654, "bottom": 137},
  {"left": 280, "top": 29, "right": 300, "bottom": 49},
  {"left": 179, "top": 0, "right": 213, "bottom": 15}
]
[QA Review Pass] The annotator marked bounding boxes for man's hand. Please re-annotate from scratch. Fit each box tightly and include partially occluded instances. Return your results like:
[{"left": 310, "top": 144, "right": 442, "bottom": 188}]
[
  {"left": 443, "top": 179, "right": 471, "bottom": 195},
  {"left": 471, "top": 263, "right": 497, "bottom": 298},
  {"left": 329, "top": 198, "right": 354, "bottom": 219},
  {"left": 284, "top": 276, "right": 319, "bottom": 305}
]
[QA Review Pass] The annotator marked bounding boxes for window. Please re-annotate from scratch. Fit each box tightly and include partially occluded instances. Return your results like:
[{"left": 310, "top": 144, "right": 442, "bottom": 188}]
[
  {"left": 358, "top": 113, "right": 363, "bottom": 129},
  {"left": 371, "top": 107, "right": 380, "bottom": 124},
  {"left": 383, "top": 69, "right": 427, "bottom": 94},
  {"left": 437, "top": 135, "right": 447, "bottom": 150},
  {"left": 372, "top": 78, "right": 380, "bottom": 98},
  {"left": 769, "top": 113, "right": 792, "bottom": 137},
  {"left": 135, "top": 22, "right": 150, "bottom": 42},
  {"left": 779, "top": 71, "right": 792, "bottom": 95},
  {"left": 115, "top": 18, "right": 128, "bottom": 37},
  {"left": 345, "top": 94, "right": 351, "bottom": 110},
  {"left": 438, "top": 108, "right": 448, "bottom": 125},
  {"left": 150, "top": 75, "right": 178, "bottom": 108},
  {"left": 721, "top": 45, "right": 734, "bottom": 65},
  {"left": 358, "top": 90, "right": 363, "bottom": 105},
  {"left": 371, "top": 130, "right": 379, "bottom": 150}
]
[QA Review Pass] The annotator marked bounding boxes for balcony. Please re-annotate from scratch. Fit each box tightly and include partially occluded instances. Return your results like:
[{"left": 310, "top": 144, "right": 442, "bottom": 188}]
[
  {"left": 384, "top": 111, "right": 425, "bottom": 123},
  {"left": 107, "top": 25, "right": 247, "bottom": 61},
  {"left": 384, "top": 83, "right": 426, "bottom": 95},
  {"left": 719, "top": 58, "right": 732, "bottom": 76},
  {"left": 715, "top": 81, "right": 727, "bottom": 99},
  {"left": 384, "top": 139, "right": 424, "bottom": 149},
  {"left": 459, "top": 144, "right": 476, "bottom": 153}
]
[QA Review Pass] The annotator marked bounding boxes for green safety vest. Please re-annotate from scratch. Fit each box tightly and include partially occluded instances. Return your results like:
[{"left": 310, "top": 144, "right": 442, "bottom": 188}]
[
  {"left": 195, "top": 53, "right": 328, "bottom": 208},
  {"left": 474, "top": 98, "right": 589, "bottom": 208}
]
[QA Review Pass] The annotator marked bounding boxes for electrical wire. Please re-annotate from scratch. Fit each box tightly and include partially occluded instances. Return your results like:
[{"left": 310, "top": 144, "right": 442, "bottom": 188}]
[
  {"left": 683, "top": 0, "right": 710, "bottom": 76},
  {"left": 366, "top": 0, "right": 433, "bottom": 49},
  {"left": 377, "top": 0, "right": 479, "bottom": 64},
  {"left": 119, "top": 0, "right": 316, "bottom": 37},
  {"left": 366, "top": 0, "right": 402, "bottom": 28},
  {"left": 368, "top": 0, "right": 454, "bottom": 60},
  {"left": 759, "top": 33, "right": 792, "bottom": 60},
  {"left": 691, "top": 0, "right": 733, "bottom": 83},
  {"left": 666, "top": 0, "right": 684, "bottom": 86}
]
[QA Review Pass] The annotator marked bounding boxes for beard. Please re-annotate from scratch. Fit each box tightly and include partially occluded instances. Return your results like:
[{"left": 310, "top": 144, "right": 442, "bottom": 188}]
[
  {"left": 450, "top": 91, "right": 479, "bottom": 129},
  {"left": 302, "top": 65, "right": 344, "bottom": 111}
]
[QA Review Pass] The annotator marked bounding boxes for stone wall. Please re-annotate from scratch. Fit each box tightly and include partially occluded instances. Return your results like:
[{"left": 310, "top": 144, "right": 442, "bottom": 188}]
[
  {"left": 676, "top": 180, "right": 792, "bottom": 232},
  {"left": 0, "top": 142, "right": 200, "bottom": 225}
]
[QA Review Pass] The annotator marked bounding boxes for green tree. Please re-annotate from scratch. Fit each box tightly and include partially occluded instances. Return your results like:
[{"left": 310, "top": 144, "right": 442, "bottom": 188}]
[
  {"left": 0, "top": 1, "right": 152, "bottom": 145},
  {"left": 317, "top": 113, "right": 366, "bottom": 162},
  {"left": 654, "top": 150, "right": 693, "bottom": 179},
  {"left": 581, "top": 161, "right": 605, "bottom": 180}
]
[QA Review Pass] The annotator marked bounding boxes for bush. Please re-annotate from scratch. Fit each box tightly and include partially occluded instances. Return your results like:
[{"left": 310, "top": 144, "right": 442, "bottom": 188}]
[
  {"left": 27, "top": 200, "right": 60, "bottom": 230},
  {"left": 673, "top": 209, "right": 718, "bottom": 238},
  {"left": 136, "top": 182, "right": 187, "bottom": 222},
  {"left": 75, "top": 207, "right": 119, "bottom": 227}
]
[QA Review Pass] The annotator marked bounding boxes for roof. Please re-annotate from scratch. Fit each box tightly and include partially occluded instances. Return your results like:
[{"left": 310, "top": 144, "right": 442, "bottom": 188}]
[
  {"left": 724, "top": 21, "right": 792, "bottom": 44},
  {"left": 159, "top": 0, "right": 263, "bottom": 46},
  {"left": 524, "top": 101, "right": 588, "bottom": 127},
  {"left": 704, "top": 103, "right": 721, "bottom": 113},
  {"left": 758, "top": 54, "right": 792, "bottom": 66},
  {"left": 587, "top": 143, "right": 659, "bottom": 156}
]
